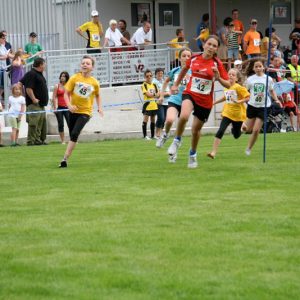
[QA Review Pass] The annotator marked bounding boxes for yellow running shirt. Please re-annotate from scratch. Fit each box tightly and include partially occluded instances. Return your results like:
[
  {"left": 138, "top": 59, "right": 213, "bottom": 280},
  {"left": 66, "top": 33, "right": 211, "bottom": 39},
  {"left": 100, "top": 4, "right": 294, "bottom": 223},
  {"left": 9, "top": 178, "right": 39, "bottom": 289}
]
[
  {"left": 141, "top": 82, "right": 158, "bottom": 111},
  {"left": 65, "top": 73, "right": 100, "bottom": 116},
  {"left": 222, "top": 83, "right": 250, "bottom": 121},
  {"left": 79, "top": 21, "right": 103, "bottom": 48}
]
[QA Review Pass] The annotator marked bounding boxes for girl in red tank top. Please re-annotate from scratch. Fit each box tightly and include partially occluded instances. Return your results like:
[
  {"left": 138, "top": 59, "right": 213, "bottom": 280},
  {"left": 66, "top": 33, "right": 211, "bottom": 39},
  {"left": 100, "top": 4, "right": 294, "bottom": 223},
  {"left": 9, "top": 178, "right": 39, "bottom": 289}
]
[
  {"left": 52, "top": 71, "right": 70, "bottom": 144},
  {"left": 168, "top": 35, "right": 230, "bottom": 168}
]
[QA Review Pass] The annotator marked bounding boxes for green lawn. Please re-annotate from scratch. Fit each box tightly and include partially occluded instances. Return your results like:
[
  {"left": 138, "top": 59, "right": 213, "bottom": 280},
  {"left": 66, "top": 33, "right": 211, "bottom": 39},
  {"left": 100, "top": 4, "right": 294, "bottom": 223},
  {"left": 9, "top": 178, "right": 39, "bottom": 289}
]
[{"left": 0, "top": 133, "right": 299, "bottom": 300}]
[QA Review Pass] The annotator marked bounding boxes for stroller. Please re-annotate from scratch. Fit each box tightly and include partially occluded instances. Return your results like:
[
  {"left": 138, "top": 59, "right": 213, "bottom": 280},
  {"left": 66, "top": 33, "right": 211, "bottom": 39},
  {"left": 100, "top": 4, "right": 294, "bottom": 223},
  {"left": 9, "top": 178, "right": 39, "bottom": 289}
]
[
  {"left": 265, "top": 103, "right": 285, "bottom": 133},
  {"left": 265, "top": 80, "right": 296, "bottom": 133}
]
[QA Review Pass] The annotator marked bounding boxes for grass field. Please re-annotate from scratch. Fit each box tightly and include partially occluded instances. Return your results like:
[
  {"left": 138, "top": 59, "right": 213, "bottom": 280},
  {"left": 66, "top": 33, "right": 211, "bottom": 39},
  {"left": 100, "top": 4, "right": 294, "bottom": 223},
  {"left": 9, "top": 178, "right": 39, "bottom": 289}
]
[{"left": 0, "top": 132, "right": 299, "bottom": 300}]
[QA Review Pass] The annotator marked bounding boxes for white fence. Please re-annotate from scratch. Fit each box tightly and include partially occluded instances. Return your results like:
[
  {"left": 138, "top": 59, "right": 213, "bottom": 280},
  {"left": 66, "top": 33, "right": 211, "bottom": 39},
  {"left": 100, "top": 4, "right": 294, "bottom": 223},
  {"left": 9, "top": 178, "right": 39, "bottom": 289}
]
[
  {"left": 45, "top": 48, "right": 171, "bottom": 89},
  {"left": 3, "top": 43, "right": 189, "bottom": 107}
]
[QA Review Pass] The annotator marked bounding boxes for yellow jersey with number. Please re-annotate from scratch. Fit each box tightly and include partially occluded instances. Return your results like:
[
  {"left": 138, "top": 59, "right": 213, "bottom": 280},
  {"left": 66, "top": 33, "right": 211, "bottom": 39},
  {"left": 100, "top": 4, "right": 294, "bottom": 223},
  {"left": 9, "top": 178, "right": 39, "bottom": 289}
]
[
  {"left": 79, "top": 21, "right": 103, "bottom": 48},
  {"left": 65, "top": 73, "right": 100, "bottom": 116},
  {"left": 222, "top": 83, "right": 249, "bottom": 121}
]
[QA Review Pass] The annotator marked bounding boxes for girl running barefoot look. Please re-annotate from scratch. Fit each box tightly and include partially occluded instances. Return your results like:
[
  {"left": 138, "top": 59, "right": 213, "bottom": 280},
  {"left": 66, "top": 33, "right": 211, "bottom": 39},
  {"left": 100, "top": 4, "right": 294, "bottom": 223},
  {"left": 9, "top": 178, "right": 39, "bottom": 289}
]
[
  {"left": 168, "top": 35, "right": 230, "bottom": 168},
  {"left": 242, "top": 58, "right": 282, "bottom": 155},
  {"left": 207, "top": 68, "right": 250, "bottom": 159},
  {"left": 59, "top": 56, "right": 103, "bottom": 168}
]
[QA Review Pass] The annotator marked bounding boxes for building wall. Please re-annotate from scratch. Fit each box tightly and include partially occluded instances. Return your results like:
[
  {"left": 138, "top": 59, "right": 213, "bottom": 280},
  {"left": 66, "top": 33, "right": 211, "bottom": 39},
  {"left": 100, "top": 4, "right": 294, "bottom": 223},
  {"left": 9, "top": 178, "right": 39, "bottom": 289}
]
[{"left": 96, "top": 0, "right": 299, "bottom": 51}]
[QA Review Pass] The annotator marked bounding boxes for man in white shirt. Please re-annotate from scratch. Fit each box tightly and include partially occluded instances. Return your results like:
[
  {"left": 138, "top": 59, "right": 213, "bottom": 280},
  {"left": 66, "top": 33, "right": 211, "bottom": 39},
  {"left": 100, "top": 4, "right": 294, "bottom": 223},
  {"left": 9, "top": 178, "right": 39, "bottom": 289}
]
[
  {"left": 131, "top": 21, "right": 152, "bottom": 47},
  {"left": 103, "top": 19, "right": 130, "bottom": 50}
]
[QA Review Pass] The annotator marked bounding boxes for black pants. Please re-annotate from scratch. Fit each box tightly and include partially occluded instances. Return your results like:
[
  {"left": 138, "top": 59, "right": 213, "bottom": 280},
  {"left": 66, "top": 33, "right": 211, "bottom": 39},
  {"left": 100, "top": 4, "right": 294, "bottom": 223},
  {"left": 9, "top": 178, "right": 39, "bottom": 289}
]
[
  {"left": 69, "top": 113, "right": 90, "bottom": 142},
  {"left": 215, "top": 117, "right": 243, "bottom": 139},
  {"left": 54, "top": 106, "right": 70, "bottom": 133}
]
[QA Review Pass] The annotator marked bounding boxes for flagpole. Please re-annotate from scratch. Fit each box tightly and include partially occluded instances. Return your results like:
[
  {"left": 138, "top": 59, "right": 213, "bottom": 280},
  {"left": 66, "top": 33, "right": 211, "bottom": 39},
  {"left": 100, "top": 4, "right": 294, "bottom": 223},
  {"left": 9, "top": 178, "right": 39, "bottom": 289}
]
[{"left": 263, "top": 9, "right": 273, "bottom": 163}]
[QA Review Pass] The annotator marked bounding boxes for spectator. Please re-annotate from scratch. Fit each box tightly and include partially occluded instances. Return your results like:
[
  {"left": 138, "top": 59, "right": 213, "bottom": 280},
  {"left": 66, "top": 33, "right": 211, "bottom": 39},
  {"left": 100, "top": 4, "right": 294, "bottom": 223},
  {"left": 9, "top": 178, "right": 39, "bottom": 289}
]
[
  {"left": 285, "top": 55, "right": 300, "bottom": 102},
  {"left": 118, "top": 19, "right": 131, "bottom": 45},
  {"left": 11, "top": 50, "right": 25, "bottom": 85},
  {"left": 0, "top": 100, "right": 3, "bottom": 146},
  {"left": 231, "top": 9, "right": 244, "bottom": 49},
  {"left": 76, "top": 10, "right": 103, "bottom": 54},
  {"left": 196, "top": 13, "right": 209, "bottom": 51},
  {"left": 0, "top": 32, "right": 13, "bottom": 104},
  {"left": 131, "top": 21, "right": 152, "bottom": 48},
  {"left": 103, "top": 19, "right": 130, "bottom": 51},
  {"left": 168, "top": 28, "right": 188, "bottom": 68},
  {"left": 141, "top": 69, "right": 159, "bottom": 139},
  {"left": 282, "top": 92, "right": 300, "bottom": 131},
  {"left": 243, "top": 19, "right": 261, "bottom": 58},
  {"left": 289, "top": 17, "right": 300, "bottom": 55},
  {"left": 1, "top": 30, "right": 13, "bottom": 67},
  {"left": 7, "top": 84, "right": 26, "bottom": 146},
  {"left": 261, "top": 27, "right": 274, "bottom": 58},
  {"left": 226, "top": 20, "right": 242, "bottom": 70},
  {"left": 20, "top": 57, "right": 49, "bottom": 146},
  {"left": 24, "top": 32, "right": 43, "bottom": 64},
  {"left": 59, "top": 56, "right": 103, "bottom": 168},
  {"left": 269, "top": 56, "right": 284, "bottom": 82},
  {"left": 52, "top": 71, "right": 70, "bottom": 144},
  {"left": 217, "top": 17, "right": 232, "bottom": 64}
]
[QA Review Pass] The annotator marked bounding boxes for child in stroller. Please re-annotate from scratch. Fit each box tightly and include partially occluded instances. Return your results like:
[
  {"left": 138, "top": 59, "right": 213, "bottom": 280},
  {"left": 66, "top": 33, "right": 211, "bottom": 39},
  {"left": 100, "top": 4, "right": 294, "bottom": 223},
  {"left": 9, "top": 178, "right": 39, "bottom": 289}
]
[{"left": 282, "top": 92, "right": 300, "bottom": 131}]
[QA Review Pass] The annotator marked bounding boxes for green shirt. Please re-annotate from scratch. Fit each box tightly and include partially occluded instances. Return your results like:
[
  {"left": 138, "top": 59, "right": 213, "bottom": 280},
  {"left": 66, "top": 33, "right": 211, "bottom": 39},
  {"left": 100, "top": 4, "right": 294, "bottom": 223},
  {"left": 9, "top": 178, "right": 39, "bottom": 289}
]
[{"left": 24, "top": 42, "right": 43, "bottom": 63}]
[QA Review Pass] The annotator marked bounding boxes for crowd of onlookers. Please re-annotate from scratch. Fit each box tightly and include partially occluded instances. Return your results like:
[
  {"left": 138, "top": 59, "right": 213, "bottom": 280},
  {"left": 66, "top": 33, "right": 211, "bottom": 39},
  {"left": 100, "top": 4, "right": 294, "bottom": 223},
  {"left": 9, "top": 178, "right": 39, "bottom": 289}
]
[{"left": 1, "top": 8, "right": 300, "bottom": 148}]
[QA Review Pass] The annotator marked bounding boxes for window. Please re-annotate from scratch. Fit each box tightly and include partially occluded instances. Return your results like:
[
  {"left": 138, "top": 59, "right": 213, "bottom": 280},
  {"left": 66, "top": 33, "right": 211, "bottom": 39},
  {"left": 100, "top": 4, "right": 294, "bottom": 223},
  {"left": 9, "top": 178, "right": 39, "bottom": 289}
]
[{"left": 158, "top": 3, "right": 180, "bottom": 27}]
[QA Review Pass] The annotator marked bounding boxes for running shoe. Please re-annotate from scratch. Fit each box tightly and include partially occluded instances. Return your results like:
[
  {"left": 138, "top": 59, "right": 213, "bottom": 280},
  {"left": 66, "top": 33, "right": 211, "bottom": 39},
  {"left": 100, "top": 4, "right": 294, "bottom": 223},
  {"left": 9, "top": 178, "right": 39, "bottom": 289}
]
[
  {"left": 168, "top": 153, "right": 177, "bottom": 163},
  {"left": 188, "top": 154, "right": 198, "bottom": 168},
  {"left": 168, "top": 139, "right": 181, "bottom": 156},
  {"left": 156, "top": 134, "right": 169, "bottom": 148},
  {"left": 59, "top": 160, "right": 68, "bottom": 168}
]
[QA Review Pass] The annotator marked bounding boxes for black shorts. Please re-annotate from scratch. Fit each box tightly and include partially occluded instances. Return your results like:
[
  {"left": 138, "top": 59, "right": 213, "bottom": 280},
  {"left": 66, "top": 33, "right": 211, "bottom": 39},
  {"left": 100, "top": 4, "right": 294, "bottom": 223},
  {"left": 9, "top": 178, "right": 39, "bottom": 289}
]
[
  {"left": 284, "top": 106, "right": 297, "bottom": 115},
  {"left": 182, "top": 94, "right": 211, "bottom": 122},
  {"left": 247, "top": 104, "right": 270, "bottom": 120},
  {"left": 168, "top": 102, "right": 181, "bottom": 116},
  {"left": 142, "top": 102, "right": 158, "bottom": 116}
]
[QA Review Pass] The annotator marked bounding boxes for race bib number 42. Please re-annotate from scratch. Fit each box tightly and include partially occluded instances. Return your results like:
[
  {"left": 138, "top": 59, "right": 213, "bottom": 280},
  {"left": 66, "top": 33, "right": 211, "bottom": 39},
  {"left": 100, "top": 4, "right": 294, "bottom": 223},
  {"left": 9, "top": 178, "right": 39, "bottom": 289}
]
[{"left": 190, "top": 77, "right": 212, "bottom": 95}]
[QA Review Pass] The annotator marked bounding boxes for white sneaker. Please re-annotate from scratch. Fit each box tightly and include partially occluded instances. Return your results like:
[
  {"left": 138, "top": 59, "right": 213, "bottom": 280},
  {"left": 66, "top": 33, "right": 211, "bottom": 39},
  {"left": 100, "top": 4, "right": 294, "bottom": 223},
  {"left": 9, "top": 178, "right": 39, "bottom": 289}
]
[
  {"left": 245, "top": 148, "right": 251, "bottom": 156},
  {"left": 144, "top": 136, "right": 151, "bottom": 141},
  {"left": 156, "top": 134, "right": 169, "bottom": 148},
  {"left": 168, "top": 139, "right": 181, "bottom": 156},
  {"left": 168, "top": 153, "right": 177, "bottom": 163},
  {"left": 188, "top": 154, "right": 198, "bottom": 168}
]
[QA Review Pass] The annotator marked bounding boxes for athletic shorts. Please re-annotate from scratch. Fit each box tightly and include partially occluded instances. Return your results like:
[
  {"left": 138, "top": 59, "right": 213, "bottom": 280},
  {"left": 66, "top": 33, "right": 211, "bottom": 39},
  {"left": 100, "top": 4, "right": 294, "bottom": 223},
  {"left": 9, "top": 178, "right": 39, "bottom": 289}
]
[
  {"left": 182, "top": 94, "right": 211, "bottom": 122},
  {"left": 168, "top": 102, "right": 181, "bottom": 116},
  {"left": 247, "top": 104, "right": 270, "bottom": 120}
]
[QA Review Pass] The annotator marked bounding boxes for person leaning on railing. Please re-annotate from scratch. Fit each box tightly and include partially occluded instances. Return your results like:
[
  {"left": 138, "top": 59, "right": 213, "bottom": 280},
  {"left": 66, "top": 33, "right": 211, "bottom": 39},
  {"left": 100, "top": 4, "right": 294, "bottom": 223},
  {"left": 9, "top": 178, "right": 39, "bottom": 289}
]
[
  {"left": 103, "top": 19, "right": 131, "bottom": 52},
  {"left": 130, "top": 21, "right": 152, "bottom": 50}
]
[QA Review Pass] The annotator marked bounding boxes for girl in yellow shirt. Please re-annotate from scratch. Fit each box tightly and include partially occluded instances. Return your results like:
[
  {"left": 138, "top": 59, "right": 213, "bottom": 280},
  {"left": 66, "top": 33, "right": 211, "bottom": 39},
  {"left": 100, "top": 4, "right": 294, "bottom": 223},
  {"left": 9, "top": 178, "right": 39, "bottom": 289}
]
[
  {"left": 207, "top": 68, "right": 250, "bottom": 159},
  {"left": 59, "top": 55, "right": 103, "bottom": 168}
]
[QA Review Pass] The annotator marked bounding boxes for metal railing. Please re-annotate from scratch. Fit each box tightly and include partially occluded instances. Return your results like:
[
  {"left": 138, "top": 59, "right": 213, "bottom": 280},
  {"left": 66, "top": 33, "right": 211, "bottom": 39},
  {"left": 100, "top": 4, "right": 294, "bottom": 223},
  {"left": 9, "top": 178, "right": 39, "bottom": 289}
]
[{"left": 3, "top": 42, "right": 189, "bottom": 106}]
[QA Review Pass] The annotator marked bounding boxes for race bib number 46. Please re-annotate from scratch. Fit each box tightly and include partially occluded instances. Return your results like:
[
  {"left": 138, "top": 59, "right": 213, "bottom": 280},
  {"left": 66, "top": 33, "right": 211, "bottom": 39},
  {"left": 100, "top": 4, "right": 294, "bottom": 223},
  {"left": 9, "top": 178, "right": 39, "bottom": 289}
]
[
  {"left": 74, "top": 82, "right": 94, "bottom": 99},
  {"left": 190, "top": 77, "right": 212, "bottom": 95}
]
